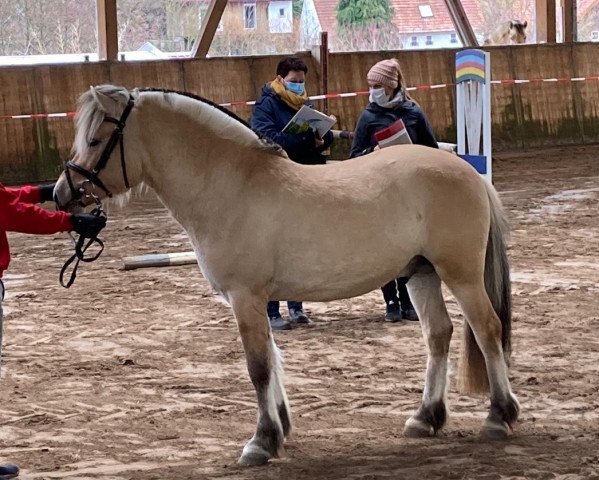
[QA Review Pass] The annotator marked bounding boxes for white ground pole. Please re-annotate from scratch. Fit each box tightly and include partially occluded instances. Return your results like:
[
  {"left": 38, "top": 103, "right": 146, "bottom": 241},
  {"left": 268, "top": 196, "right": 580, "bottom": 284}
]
[{"left": 456, "top": 49, "right": 492, "bottom": 182}]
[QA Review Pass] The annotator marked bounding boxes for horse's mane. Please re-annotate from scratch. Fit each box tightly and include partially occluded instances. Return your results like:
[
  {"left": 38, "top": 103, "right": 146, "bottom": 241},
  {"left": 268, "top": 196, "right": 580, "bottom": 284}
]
[
  {"left": 74, "top": 85, "right": 286, "bottom": 158},
  {"left": 141, "top": 87, "right": 285, "bottom": 156}
]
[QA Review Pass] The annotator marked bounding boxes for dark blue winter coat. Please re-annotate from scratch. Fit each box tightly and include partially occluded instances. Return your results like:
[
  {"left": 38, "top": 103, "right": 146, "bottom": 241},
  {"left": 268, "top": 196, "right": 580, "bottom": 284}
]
[
  {"left": 251, "top": 84, "right": 333, "bottom": 165},
  {"left": 350, "top": 100, "right": 438, "bottom": 158}
]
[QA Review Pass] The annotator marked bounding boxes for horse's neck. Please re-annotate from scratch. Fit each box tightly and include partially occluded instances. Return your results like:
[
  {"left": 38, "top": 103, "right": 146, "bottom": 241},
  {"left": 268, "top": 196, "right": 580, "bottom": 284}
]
[{"left": 134, "top": 95, "right": 269, "bottom": 233}]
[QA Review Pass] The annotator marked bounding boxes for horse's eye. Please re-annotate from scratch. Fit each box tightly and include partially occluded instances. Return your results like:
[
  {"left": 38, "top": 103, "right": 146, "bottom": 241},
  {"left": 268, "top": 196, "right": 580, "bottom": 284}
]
[{"left": 89, "top": 139, "right": 101, "bottom": 147}]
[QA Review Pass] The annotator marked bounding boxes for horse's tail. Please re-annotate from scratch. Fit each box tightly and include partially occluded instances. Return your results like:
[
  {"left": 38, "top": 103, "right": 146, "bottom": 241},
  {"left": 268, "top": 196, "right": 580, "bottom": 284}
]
[{"left": 459, "top": 181, "right": 512, "bottom": 395}]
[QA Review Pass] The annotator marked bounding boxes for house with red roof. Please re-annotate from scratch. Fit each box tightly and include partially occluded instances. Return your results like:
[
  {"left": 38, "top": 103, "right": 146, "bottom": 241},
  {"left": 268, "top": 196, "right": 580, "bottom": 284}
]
[
  {"left": 168, "top": 0, "right": 296, "bottom": 53},
  {"left": 300, "top": 0, "right": 486, "bottom": 51}
]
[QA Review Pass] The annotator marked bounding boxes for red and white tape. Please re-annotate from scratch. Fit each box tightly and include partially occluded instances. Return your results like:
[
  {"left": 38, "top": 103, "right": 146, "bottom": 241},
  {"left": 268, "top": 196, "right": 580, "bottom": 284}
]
[{"left": 2, "top": 75, "right": 598, "bottom": 121}]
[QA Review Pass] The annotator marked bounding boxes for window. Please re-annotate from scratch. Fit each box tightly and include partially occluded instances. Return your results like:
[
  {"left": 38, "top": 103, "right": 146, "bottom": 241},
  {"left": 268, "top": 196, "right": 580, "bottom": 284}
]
[
  {"left": 410, "top": 36, "right": 419, "bottom": 46},
  {"left": 418, "top": 5, "right": 433, "bottom": 18},
  {"left": 244, "top": 3, "right": 256, "bottom": 29},
  {"left": 592, "top": 31, "right": 599, "bottom": 41},
  {"left": 280, "top": 8, "right": 285, "bottom": 16},
  {"left": 426, "top": 35, "right": 433, "bottom": 45},
  {"left": 450, "top": 33, "right": 458, "bottom": 43}
]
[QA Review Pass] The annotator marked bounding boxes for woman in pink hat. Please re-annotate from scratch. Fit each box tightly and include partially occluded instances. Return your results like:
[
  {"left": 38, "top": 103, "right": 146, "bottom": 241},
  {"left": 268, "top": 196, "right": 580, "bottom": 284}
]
[{"left": 350, "top": 58, "right": 439, "bottom": 323}]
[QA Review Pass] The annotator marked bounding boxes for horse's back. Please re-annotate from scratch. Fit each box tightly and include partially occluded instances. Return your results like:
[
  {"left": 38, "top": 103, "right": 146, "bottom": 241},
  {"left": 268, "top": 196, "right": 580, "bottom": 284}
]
[
  {"left": 333, "top": 145, "right": 492, "bottom": 264},
  {"left": 323, "top": 145, "right": 484, "bottom": 195}
]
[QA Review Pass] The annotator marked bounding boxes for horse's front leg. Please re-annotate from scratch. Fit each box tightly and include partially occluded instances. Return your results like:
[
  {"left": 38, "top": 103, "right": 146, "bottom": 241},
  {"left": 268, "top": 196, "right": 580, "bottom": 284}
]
[{"left": 229, "top": 290, "right": 292, "bottom": 466}]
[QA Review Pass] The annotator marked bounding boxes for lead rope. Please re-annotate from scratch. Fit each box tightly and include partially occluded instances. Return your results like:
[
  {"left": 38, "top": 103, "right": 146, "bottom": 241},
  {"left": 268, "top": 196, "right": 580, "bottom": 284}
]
[{"left": 59, "top": 196, "right": 107, "bottom": 289}]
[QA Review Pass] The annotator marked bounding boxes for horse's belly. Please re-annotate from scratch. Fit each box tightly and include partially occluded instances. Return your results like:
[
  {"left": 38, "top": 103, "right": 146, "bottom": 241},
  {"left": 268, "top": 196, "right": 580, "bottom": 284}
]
[{"left": 269, "top": 246, "right": 414, "bottom": 302}]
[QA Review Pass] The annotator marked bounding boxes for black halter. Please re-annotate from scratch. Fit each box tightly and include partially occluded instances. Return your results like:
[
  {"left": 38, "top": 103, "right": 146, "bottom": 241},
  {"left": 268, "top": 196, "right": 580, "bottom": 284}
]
[
  {"left": 59, "top": 205, "right": 106, "bottom": 289},
  {"left": 64, "top": 95, "right": 135, "bottom": 200},
  {"left": 59, "top": 95, "right": 134, "bottom": 288}
]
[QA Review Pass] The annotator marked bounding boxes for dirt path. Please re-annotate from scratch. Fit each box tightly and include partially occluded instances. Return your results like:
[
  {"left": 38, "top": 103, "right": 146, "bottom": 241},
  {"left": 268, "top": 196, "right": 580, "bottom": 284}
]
[{"left": 1, "top": 145, "right": 598, "bottom": 479}]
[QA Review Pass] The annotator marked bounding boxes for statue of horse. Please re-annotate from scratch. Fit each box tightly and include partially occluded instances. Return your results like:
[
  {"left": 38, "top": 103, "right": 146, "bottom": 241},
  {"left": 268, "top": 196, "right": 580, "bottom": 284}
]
[
  {"left": 54, "top": 85, "right": 520, "bottom": 466},
  {"left": 484, "top": 20, "right": 528, "bottom": 45}
]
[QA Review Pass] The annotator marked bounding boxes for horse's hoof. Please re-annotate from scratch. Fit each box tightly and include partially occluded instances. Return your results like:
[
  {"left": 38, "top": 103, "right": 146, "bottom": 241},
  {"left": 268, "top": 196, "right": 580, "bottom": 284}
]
[
  {"left": 480, "top": 419, "right": 509, "bottom": 440},
  {"left": 237, "top": 451, "right": 271, "bottom": 466},
  {"left": 237, "top": 444, "right": 272, "bottom": 466},
  {"left": 404, "top": 417, "right": 435, "bottom": 438}
]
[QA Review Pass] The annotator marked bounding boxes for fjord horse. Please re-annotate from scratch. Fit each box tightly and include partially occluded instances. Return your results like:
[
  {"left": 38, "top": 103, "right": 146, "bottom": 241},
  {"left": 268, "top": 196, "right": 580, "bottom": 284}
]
[{"left": 54, "top": 85, "right": 519, "bottom": 466}]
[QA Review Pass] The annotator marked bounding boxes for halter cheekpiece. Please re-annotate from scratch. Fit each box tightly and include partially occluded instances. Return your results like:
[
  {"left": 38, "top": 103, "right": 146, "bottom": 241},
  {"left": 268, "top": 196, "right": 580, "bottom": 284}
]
[{"left": 64, "top": 94, "right": 135, "bottom": 200}]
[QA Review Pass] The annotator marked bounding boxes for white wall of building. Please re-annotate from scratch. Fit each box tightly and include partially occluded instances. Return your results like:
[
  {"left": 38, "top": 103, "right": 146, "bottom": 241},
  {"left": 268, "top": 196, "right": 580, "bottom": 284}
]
[
  {"left": 268, "top": 1, "right": 293, "bottom": 33},
  {"left": 299, "top": 0, "right": 322, "bottom": 49}
]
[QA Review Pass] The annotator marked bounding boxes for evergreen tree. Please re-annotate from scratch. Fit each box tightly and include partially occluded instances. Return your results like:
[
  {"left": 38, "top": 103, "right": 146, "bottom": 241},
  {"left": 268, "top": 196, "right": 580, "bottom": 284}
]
[
  {"left": 292, "top": 0, "right": 304, "bottom": 17},
  {"left": 336, "top": 0, "right": 393, "bottom": 27}
]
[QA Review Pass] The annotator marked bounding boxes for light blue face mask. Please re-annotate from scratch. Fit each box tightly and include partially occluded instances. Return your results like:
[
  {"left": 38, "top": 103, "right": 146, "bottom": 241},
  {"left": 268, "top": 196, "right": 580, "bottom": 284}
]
[
  {"left": 369, "top": 87, "right": 389, "bottom": 106},
  {"left": 286, "top": 81, "right": 305, "bottom": 95}
]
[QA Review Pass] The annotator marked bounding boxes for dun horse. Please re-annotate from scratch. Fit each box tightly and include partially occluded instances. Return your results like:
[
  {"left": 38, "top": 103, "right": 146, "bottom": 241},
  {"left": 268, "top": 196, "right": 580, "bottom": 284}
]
[
  {"left": 484, "top": 20, "right": 528, "bottom": 45},
  {"left": 54, "top": 85, "right": 520, "bottom": 466}
]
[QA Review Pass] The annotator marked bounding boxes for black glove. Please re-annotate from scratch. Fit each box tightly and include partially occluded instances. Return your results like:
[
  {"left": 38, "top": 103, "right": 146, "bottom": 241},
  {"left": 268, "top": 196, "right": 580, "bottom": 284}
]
[
  {"left": 70, "top": 213, "right": 107, "bottom": 238},
  {"left": 39, "top": 183, "right": 56, "bottom": 203}
]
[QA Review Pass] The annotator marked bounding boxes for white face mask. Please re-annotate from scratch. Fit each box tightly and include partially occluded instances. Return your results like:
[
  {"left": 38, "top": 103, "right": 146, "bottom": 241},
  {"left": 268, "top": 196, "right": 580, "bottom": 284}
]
[{"left": 369, "top": 87, "right": 389, "bottom": 106}]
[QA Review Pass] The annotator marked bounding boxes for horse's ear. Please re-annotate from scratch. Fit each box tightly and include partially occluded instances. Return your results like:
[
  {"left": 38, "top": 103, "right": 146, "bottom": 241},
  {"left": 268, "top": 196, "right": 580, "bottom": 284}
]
[
  {"left": 89, "top": 86, "right": 117, "bottom": 114},
  {"left": 522, "top": 20, "right": 527, "bottom": 28},
  {"left": 509, "top": 20, "right": 515, "bottom": 29}
]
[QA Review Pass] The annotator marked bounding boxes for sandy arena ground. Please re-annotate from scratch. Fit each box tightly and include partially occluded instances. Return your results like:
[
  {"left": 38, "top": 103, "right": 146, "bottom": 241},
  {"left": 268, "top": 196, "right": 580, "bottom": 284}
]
[{"left": 0, "top": 145, "right": 598, "bottom": 480}]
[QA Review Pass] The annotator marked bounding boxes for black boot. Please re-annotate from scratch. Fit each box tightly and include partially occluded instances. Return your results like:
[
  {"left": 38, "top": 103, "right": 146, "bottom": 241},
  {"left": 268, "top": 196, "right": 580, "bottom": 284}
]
[
  {"left": 401, "top": 307, "right": 419, "bottom": 321},
  {"left": 269, "top": 314, "right": 292, "bottom": 331},
  {"left": 398, "top": 277, "right": 419, "bottom": 321},
  {"left": 385, "top": 301, "right": 402, "bottom": 322},
  {"left": 0, "top": 464, "right": 19, "bottom": 480},
  {"left": 289, "top": 308, "right": 310, "bottom": 324}
]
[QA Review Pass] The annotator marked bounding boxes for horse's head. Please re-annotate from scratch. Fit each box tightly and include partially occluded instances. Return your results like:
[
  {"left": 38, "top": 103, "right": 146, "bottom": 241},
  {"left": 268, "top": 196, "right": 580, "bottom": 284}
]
[
  {"left": 55, "top": 85, "right": 140, "bottom": 212},
  {"left": 508, "top": 20, "right": 528, "bottom": 44}
]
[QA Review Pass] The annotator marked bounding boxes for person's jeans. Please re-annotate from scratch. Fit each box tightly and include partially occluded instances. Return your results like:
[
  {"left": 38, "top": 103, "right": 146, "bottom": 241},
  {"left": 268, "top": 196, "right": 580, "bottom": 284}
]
[{"left": 267, "top": 300, "right": 302, "bottom": 318}]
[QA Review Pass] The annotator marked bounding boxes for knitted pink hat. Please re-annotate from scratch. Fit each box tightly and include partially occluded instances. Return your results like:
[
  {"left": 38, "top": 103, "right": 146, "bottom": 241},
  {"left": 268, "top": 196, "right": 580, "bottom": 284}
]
[{"left": 367, "top": 59, "right": 400, "bottom": 89}]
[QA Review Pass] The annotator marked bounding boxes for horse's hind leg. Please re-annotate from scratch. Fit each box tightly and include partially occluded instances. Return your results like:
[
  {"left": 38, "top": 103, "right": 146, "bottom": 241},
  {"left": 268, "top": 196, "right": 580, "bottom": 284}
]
[
  {"left": 229, "top": 290, "right": 292, "bottom": 466},
  {"left": 447, "top": 280, "right": 519, "bottom": 438},
  {"left": 403, "top": 271, "right": 453, "bottom": 437}
]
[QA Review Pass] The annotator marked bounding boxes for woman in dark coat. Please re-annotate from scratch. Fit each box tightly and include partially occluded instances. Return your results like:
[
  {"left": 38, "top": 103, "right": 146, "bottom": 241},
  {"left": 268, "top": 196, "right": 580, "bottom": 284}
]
[
  {"left": 251, "top": 57, "right": 334, "bottom": 330},
  {"left": 350, "top": 58, "right": 439, "bottom": 323}
]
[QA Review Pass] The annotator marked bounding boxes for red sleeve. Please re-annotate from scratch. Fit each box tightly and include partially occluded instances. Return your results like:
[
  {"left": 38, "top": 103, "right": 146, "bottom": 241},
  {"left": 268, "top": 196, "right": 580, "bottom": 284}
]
[
  {"left": 5, "top": 185, "right": 42, "bottom": 204},
  {"left": 0, "top": 186, "right": 72, "bottom": 234}
]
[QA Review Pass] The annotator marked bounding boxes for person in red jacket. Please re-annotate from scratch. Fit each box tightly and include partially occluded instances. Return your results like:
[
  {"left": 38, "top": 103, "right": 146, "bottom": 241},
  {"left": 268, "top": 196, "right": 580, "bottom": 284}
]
[{"left": 0, "top": 182, "right": 105, "bottom": 480}]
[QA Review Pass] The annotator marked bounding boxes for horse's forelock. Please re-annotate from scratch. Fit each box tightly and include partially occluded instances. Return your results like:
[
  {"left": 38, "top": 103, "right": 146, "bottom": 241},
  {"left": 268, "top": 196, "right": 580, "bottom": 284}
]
[
  {"left": 73, "top": 85, "right": 129, "bottom": 156},
  {"left": 73, "top": 90, "right": 103, "bottom": 156}
]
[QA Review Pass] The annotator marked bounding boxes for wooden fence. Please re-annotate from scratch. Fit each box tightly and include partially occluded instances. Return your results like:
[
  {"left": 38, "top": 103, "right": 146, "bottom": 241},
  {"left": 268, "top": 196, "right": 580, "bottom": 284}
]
[{"left": 1, "top": 43, "right": 598, "bottom": 184}]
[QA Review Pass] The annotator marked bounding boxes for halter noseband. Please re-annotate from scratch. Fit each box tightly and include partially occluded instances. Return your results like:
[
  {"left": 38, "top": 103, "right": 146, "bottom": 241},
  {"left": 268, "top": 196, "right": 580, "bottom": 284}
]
[{"left": 64, "top": 95, "right": 135, "bottom": 200}]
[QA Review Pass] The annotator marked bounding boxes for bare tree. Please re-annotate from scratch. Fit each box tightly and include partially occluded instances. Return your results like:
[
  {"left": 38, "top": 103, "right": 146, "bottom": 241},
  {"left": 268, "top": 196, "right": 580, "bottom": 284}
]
[
  {"left": 578, "top": 6, "right": 599, "bottom": 42},
  {"left": 334, "top": 22, "right": 403, "bottom": 51},
  {"left": 0, "top": 0, "right": 96, "bottom": 56},
  {"left": 478, "top": 0, "right": 534, "bottom": 40}
]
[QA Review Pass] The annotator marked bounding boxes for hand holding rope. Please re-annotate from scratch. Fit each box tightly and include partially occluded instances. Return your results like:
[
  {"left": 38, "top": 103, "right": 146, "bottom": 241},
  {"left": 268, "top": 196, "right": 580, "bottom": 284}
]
[{"left": 59, "top": 191, "right": 107, "bottom": 288}]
